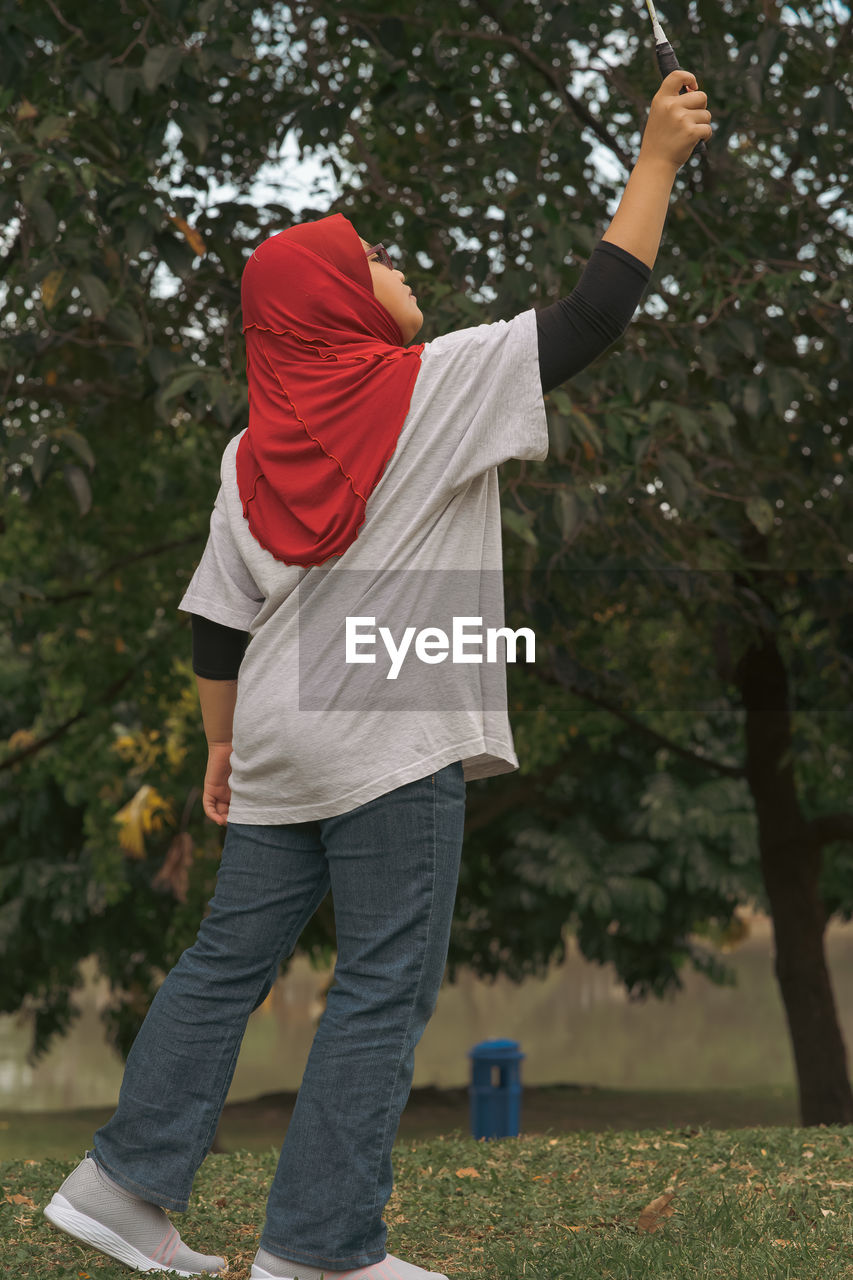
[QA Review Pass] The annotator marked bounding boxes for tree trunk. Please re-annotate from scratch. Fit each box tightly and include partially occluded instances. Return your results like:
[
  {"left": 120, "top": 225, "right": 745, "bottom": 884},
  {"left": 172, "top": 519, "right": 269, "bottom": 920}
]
[{"left": 735, "top": 634, "right": 853, "bottom": 1125}]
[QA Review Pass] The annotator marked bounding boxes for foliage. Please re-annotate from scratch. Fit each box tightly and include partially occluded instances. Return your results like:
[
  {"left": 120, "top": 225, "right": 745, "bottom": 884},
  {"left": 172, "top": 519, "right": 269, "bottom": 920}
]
[{"left": 1, "top": 0, "right": 851, "bottom": 1063}]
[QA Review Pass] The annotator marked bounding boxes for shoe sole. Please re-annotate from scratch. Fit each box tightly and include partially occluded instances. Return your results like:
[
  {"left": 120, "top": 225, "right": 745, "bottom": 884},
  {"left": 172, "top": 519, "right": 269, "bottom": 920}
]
[{"left": 43, "top": 1192, "right": 220, "bottom": 1276}]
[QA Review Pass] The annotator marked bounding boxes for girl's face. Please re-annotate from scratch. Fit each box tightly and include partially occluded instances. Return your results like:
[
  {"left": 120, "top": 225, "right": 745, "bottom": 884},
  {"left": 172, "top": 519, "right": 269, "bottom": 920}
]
[{"left": 359, "top": 236, "right": 424, "bottom": 345}]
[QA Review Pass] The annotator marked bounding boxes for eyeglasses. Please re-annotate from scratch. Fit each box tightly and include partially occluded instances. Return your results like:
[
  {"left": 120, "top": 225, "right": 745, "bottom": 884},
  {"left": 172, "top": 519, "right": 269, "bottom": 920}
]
[{"left": 364, "top": 243, "right": 395, "bottom": 270}]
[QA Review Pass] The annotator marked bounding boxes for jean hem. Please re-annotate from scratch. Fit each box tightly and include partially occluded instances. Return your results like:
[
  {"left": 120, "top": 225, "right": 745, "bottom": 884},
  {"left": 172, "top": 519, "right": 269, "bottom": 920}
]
[
  {"left": 89, "top": 1147, "right": 190, "bottom": 1214},
  {"left": 258, "top": 1237, "right": 387, "bottom": 1270}
]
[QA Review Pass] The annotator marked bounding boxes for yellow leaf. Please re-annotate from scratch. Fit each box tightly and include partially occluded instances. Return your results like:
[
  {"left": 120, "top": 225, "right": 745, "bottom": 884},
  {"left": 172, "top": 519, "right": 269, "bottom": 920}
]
[
  {"left": 455, "top": 1167, "right": 480, "bottom": 1178},
  {"left": 7, "top": 728, "right": 36, "bottom": 752},
  {"left": 169, "top": 215, "right": 206, "bottom": 257},
  {"left": 41, "top": 270, "right": 64, "bottom": 310},
  {"left": 16, "top": 98, "right": 39, "bottom": 121},
  {"left": 114, "top": 784, "right": 175, "bottom": 858}
]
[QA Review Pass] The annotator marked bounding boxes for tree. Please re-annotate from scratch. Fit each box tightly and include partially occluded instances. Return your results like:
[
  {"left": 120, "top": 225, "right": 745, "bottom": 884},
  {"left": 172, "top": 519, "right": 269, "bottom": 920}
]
[{"left": 2, "top": 0, "right": 851, "bottom": 1124}]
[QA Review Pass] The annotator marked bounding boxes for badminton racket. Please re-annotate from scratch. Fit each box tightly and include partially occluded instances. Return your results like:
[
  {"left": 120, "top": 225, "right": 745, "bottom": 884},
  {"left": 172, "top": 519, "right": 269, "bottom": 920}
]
[{"left": 644, "top": 0, "right": 707, "bottom": 159}]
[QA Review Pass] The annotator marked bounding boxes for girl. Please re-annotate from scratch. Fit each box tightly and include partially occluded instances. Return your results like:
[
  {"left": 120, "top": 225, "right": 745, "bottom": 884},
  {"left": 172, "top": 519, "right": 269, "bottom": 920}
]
[{"left": 44, "top": 70, "right": 711, "bottom": 1280}]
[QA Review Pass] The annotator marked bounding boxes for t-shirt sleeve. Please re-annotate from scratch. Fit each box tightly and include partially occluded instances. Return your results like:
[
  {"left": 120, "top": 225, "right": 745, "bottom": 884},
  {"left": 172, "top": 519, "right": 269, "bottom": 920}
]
[
  {"left": 177, "top": 482, "right": 264, "bottom": 631},
  {"left": 415, "top": 307, "right": 549, "bottom": 495}
]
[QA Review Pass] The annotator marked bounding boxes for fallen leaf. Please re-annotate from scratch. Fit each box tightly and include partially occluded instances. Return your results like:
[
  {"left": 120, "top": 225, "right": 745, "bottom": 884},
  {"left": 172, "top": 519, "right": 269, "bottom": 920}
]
[
  {"left": 5, "top": 1193, "right": 35, "bottom": 1206},
  {"left": 455, "top": 1167, "right": 480, "bottom": 1178},
  {"left": 638, "top": 1192, "right": 676, "bottom": 1233}
]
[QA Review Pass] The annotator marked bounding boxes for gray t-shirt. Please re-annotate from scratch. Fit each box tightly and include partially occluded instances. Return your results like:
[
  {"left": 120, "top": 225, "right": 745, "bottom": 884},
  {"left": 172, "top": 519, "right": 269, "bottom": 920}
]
[{"left": 178, "top": 307, "right": 548, "bottom": 821}]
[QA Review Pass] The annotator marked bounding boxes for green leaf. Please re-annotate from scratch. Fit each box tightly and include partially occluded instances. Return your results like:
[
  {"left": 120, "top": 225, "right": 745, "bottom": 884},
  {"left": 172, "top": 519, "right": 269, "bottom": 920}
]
[
  {"left": 58, "top": 429, "right": 96, "bottom": 469},
  {"left": 727, "top": 319, "right": 756, "bottom": 360},
  {"left": 104, "top": 67, "right": 138, "bottom": 114},
  {"left": 79, "top": 273, "right": 111, "bottom": 319},
  {"left": 20, "top": 162, "right": 50, "bottom": 207},
  {"left": 569, "top": 406, "right": 602, "bottom": 453},
  {"left": 746, "top": 496, "right": 775, "bottom": 535},
  {"left": 174, "top": 110, "right": 209, "bottom": 156},
  {"left": 105, "top": 306, "right": 146, "bottom": 345},
  {"left": 547, "top": 410, "right": 571, "bottom": 462},
  {"left": 709, "top": 401, "right": 736, "bottom": 454},
  {"left": 33, "top": 114, "right": 69, "bottom": 144},
  {"left": 30, "top": 437, "right": 51, "bottom": 484},
  {"left": 63, "top": 463, "right": 92, "bottom": 515},
  {"left": 554, "top": 488, "right": 582, "bottom": 542},
  {"left": 658, "top": 449, "right": 693, "bottom": 512},
  {"left": 743, "top": 380, "right": 763, "bottom": 419},
  {"left": 672, "top": 404, "right": 702, "bottom": 444},
  {"left": 548, "top": 388, "right": 572, "bottom": 417},
  {"left": 502, "top": 507, "right": 538, "bottom": 547},
  {"left": 768, "top": 368, "right": 796, "bottom": 419},
  {"left": 141, "top": 45, "right": 184, "bottom": 92},
  {"left": 124, "top": 217, "right": 151, "bottom": 259},
  {"left": 29, "top": 197, "right": 57, "bottom": 243},
  {"left": 159, "top": 366, "right": 204, "bottom": 405}
]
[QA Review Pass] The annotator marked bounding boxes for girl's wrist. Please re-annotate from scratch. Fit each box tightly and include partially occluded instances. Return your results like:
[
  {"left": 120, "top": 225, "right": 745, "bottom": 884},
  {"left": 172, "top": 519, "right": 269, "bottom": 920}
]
[{"left": 635, "top": 147, "right": 679, "bottom": 182}]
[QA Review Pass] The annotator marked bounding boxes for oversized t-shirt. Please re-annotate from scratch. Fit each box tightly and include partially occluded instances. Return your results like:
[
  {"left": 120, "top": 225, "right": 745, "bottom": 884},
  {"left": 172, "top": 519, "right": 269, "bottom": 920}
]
[{"left": 178, "top": 306, "right": 549, "bottom": 822}]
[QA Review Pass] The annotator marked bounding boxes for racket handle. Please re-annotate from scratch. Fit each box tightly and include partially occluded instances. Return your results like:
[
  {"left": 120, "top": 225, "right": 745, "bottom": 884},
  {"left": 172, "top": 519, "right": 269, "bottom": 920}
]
[{"left": 654, "top": 39, "right": 707, "bottom": 158}]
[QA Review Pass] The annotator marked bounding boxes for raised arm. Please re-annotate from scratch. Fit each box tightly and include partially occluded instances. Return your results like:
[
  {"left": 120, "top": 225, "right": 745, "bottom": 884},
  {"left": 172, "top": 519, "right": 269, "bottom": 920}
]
[
  {"left": 536, "top": 69, "right": 712, "bottom": 394},
  {"left": 602, "top": 68, "right": 712, "bottom": 267}
]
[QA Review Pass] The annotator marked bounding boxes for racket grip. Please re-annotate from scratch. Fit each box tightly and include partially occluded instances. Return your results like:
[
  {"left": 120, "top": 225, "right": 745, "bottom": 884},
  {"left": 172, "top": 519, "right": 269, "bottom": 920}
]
[{"left": 654, "top": 40, "right": 707, "bottom": 158}]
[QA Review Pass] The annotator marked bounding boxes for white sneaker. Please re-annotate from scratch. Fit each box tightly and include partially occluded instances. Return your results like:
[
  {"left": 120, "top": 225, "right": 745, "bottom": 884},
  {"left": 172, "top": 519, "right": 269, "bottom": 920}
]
[
  {"left": 251, "top": 1246, "right": 449, "bottom": 1279},
  {"left": 43, "top": 1152, "right": 226, "bottom": 1276}
]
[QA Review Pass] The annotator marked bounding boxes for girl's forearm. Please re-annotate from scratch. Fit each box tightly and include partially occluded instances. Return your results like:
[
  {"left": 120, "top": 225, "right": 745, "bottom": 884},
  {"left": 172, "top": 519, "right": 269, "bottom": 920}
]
[
  {"left": 196, "top": 675, "right": 238, "bottom": 744},
  {"left": 600, "top": 152, "right": 678, "bottom": 271}
]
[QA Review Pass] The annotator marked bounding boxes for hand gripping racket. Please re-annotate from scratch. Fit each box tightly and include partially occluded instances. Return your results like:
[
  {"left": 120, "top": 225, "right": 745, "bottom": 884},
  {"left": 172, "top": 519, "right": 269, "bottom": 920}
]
[{"left": 644, "top": 0, "right": 707, "bottom": 159}]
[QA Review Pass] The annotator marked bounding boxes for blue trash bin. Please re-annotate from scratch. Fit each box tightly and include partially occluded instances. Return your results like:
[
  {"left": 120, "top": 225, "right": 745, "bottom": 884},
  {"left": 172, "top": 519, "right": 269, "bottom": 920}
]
[{"left": 468, "top": 1039, "right": 525, "bottom": 1139}]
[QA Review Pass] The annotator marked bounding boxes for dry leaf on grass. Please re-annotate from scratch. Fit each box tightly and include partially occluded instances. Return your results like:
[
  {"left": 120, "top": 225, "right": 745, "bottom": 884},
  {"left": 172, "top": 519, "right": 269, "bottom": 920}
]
[{"left": 638, "top": 1191, "right": 676, "bottom": 1233}]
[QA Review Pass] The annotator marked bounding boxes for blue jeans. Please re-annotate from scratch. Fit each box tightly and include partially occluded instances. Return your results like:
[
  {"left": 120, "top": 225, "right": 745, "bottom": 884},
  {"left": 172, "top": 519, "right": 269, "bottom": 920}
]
[{"left": 92, "top": 761, "right": 466, "bottom": 1271}]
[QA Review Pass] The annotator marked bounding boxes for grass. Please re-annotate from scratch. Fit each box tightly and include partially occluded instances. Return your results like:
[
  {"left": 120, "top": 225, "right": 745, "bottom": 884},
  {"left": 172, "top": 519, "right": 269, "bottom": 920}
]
[
  {"left": 3, "top": 1121, "right": 852, "bottom": 1279},
  {"left": 0, "top": 1082, "right": 803, "bottom": 1163}
]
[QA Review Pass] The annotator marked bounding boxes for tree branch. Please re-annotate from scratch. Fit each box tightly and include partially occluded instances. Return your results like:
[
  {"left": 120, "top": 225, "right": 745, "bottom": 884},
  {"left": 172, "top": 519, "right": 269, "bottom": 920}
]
[
  {"left": 809, "top": 812, "right": 853, "bottom": 849},
  {"left": 472, "top": 1, "right": 635, "bottom": 171},
  {"left": 40, "top": 535, "right": 205, "bottom": 604},
  {"left": 0, "top": 648, "right": 158, "bottom": 772},
  {"left": 44, "top": 0, "right": 84, "bottom": 40},
  {"left": 540, "top": 644, "right": 746, "bottom": 779}
]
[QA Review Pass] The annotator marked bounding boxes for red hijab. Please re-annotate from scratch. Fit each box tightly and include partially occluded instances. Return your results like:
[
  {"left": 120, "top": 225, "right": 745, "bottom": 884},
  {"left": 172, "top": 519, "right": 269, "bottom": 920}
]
[{"left": 235, "top": 213, "right": 424, "bottom": 566}]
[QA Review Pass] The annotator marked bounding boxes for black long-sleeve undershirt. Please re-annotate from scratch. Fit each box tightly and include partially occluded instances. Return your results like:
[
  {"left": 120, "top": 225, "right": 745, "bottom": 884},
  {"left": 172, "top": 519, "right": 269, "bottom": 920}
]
[
  {"left": 536, "top": 239, "right": 650, "bottom": 393},
  {"left": 190, "top": 238, "right": 651, "bottom": 680}
]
